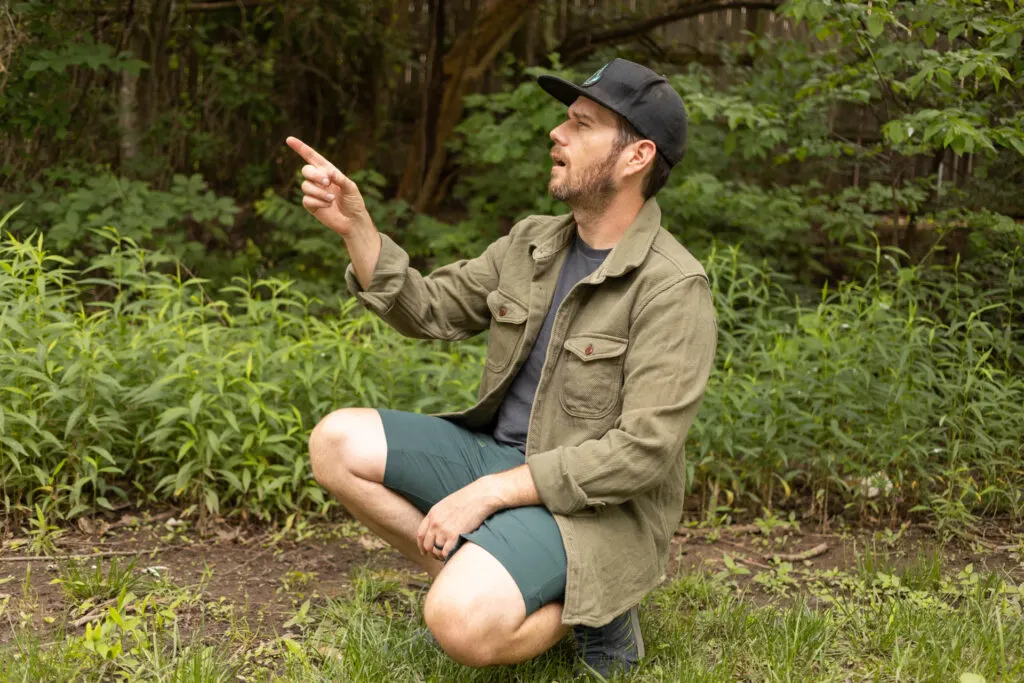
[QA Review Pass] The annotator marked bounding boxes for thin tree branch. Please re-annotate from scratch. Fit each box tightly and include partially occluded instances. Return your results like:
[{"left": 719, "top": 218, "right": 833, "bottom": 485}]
[
  {"left": 0, "top": 548, "right": 162, "bottom": 562},
  {"left": 184, "top": 0, "right": 270, "bottom": 12},
  {"left": 558, "top": 0, "right": 782, "bottom": 64}
]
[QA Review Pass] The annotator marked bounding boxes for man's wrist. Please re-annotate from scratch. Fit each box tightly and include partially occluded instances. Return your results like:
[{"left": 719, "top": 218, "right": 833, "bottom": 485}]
[
  {"left": 479, "top": 465, "right": 541, "bottom": 512},
  {"left": 478, "top": 474, "right": 510, "bottom": 514},
  {"left": 342, "top": 219, "right": 379, "bottom": 250}
]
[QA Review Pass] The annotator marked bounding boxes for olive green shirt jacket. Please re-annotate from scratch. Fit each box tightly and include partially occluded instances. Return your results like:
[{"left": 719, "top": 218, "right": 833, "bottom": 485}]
[{"left": 344, "top": 197, "right": 717, "bottom": 626}]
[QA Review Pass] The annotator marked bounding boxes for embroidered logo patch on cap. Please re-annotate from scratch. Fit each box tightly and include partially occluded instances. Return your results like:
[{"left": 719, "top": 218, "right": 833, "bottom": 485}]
[{"left": 582, "top": 63, "right": 609, "bottom": 87}]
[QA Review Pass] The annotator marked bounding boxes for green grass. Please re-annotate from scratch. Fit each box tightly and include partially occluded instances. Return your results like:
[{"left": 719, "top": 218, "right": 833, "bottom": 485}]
[
  {"left": 56, "top": 557, "right": 147, "bottom": 603},
  {"left": 2, "top": 555, "right": 1020, "bottom": 681}
]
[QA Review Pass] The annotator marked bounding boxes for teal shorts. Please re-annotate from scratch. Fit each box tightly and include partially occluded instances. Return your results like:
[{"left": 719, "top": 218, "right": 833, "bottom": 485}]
[{"left": 378, "top": 408, "right": 566, "bottom": 616}]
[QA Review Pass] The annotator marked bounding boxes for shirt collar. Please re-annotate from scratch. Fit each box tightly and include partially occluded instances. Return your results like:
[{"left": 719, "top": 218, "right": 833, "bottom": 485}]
[{"left": 530, "top": 198, "right": 662, "bottom": 281}]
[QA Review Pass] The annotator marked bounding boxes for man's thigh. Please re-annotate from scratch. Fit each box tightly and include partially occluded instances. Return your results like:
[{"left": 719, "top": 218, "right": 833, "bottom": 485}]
[
  {"left": 378, "top": 409, "right": 566, "bottom": 615},
  {"left": 377, "top": 408, "right": 524, "bottom": 513},
  {"left": 462, "top": 505, "right": 567, "bottom": 617},
  {"left": 427, "top": 541, "right": 528, "bottom": 628}
]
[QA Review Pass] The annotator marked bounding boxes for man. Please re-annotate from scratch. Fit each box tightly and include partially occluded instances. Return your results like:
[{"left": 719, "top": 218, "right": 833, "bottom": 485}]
[{"left": 290, "top": 58, "right": 717, "bottom": 677}]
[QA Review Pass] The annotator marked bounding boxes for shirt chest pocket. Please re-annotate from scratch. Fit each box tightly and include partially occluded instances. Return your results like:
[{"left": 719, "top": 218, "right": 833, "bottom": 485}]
[
  {"left": 485, "top": 289, "right": 529, "bottom": 373},
  {"left": 559, "top": 333, "right": 628, "bottom": 419}
]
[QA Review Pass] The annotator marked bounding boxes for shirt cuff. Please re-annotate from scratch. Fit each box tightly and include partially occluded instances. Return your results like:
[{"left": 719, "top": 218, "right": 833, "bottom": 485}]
[
  {"left": 343, "top": 233, "right": 410, "bottom": 315},
  {"left": 527, "top": 447, "right": 588, "bottom": 515}
]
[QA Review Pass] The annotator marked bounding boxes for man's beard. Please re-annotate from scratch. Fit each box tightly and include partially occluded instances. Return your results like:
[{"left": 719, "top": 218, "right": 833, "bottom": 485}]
[{"left": 549, "top": 150, "right": 618, "bottom": 212}]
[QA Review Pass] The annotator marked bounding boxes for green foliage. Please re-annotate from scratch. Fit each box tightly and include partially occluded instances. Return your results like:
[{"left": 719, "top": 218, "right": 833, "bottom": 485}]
[
  {"left": 452, "top": 2, "right": 1022, "bottom": 280},
  {"left": 0, "top": 229, "right": 485, "bottom": 521},
  {"left": 7, "top": 168, "right": 239, "bottom": 259},
  {"left": 453, "top": 64, "right": 572, "bottom": 224},
  {"left": 1, "top": 225, "right": 1021, "bottom": 524},
  {"left": 695, "top": 239, "right": 1024, "bottom": 520},
  {"left": 1, "top": 30, "right": 147, "bottom": 140}
]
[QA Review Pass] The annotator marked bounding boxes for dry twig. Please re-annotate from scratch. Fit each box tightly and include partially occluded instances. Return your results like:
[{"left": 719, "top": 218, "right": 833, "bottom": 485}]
[
  {"left": 764, "top": 542, "right": 830, "bottom": 562},
  {"left": 0, "top": 548, "right": 161, "bottom": 563}
]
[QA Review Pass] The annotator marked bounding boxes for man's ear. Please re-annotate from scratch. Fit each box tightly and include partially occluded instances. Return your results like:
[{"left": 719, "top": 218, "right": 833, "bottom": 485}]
[{"left": 624, "top": 139, "right": 657, "bottom": 179}]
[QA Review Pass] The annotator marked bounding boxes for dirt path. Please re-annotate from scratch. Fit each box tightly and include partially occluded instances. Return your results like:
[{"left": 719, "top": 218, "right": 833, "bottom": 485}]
[{"left": 2, "top": 510, "right": 1022, "bottom": 645}]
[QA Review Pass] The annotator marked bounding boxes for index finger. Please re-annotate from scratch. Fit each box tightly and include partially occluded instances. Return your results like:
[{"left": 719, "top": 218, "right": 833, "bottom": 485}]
[{"left": 286, "top": 136, "right": 329, "bottom": 166}]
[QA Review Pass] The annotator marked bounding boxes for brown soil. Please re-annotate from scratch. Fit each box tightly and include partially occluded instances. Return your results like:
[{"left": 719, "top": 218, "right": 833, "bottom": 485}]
[{"left": 1, "top": 509, "right": 1022, "bottom": 645}]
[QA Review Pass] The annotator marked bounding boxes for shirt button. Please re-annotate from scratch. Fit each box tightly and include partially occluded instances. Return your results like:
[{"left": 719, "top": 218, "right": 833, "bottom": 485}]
[
  {"left": 499, "top": 306, "right": 507, "bottom": 316},
  {"left": 585, "top": 344, "right": 594, "bottom": 356}
]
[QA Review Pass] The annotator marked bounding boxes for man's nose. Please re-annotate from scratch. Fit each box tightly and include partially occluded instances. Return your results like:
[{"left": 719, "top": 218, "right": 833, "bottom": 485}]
[{"left": 549, "top": 122, "right": 568, "bottom": 146}]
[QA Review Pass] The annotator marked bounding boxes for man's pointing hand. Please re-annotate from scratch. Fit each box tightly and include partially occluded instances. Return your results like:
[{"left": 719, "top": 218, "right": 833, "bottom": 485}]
[{"left": 285, "top": 136, "right": 370, "bottom": 237}]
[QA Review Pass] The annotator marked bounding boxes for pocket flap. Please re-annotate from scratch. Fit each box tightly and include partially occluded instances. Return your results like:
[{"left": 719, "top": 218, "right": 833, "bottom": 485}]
[
  {"left": 486, "top": 289, "right": 528, "bottom": 324},
  {"left": 564, "top": 334, "right": 628, "bottom": 361}
]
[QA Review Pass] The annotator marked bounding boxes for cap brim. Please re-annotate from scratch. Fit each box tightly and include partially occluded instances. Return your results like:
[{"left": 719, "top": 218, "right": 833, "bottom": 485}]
[
  {"left": 537, "top": 74, "right": 625, "bottom": 118},
  {"left": 537, "top": 75, "right": 589, "bottom": 108}
]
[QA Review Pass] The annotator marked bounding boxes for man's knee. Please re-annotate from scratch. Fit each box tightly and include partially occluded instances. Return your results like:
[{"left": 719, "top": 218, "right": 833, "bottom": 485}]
[
  {"left": 423, "top": 586, "right": 504, "bottom": 667},
  {"left": 308, "top": 408, "right": 385, "bottom": 490}
]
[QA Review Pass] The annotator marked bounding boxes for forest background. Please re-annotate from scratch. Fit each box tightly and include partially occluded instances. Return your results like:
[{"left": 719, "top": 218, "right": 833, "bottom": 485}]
[
  {"left": 1, "top": 0, "right": 1023, "bottom": 536},
  {"left": 1, "top": 1, "right": 1024, "bottom": 679}
]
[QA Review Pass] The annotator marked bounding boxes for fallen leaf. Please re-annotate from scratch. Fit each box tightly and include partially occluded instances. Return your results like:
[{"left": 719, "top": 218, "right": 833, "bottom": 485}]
[
  {"left": 315, "top": 644, "right": 344, "bottom": 662},
  {"left": 357, "top": 535, "right": 387, "bottom": 551},
  {"left": 216, "top": 526, "right": 241, "bottom": 543},
  {"left": 76, "top": 517, "right": 110, "bottom": 536}
]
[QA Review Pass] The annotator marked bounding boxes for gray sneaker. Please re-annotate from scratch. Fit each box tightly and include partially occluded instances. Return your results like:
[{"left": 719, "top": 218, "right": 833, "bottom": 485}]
[{"left": 572, "top": 606, "right": 645, "bottom": 679}]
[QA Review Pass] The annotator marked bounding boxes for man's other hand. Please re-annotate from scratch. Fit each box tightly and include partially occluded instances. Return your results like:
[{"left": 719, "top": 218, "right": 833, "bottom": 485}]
[
  {"left": 417, "top": 478, "right": 502, "bottom": 561},
  {"left": 285, "top": 136, "right": 371, "bottom": 237}
]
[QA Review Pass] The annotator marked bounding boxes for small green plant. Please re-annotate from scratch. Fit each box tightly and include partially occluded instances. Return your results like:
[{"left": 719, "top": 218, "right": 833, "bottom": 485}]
[
  {"left": 56, "top": 557, "right": 144, "bottom": 604},
  {"left": 877, "top": 521, "right": 911, "bottom": 548},
  {"left": 277, "top": 570, "right": 317, "bottom": 596},
  {"left": 714, "top": 554, "right": 752, "bottom": 586},
  {"left": 24, "top": 504, "right": 64, "bottom": 556},
  {"left": 753, "top": 509, "right": 800, "bottom": 536},
  {"left": 166, "top": 645, "right": 241, "bottom": 682},
  {"left": 855, "top": 541, "right": 897, "bottom": 583},
  {"left": 754, "top": 562, "right": 800, "bottom": 596}
]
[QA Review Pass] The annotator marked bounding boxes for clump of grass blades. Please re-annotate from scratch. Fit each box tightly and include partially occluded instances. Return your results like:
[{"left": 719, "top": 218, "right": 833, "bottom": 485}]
[{"left": 58, "top": 556, "right": 146, "bottom": 603}]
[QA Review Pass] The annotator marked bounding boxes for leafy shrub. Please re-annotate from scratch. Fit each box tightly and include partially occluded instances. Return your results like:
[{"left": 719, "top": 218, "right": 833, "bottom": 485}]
[
  {"left": 1, "top": 218, "right": 1021, "bottom": 526},
  {"left": 6, "top": 167, "right": 239, "bottom": 266},
  {"left": 0, "top": 227, "right": 484, "bottom": 521},
  {"left": 696, "top": 240, "right": 1024, "bottom": 522}
]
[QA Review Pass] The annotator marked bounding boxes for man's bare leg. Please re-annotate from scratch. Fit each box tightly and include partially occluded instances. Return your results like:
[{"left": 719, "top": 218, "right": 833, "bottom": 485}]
[
  {"left": 310, "top": 408, "right": 567, "bottom": 666},
  {"left": 308, "top": 408, "right": 443, "bottom": 577},
  {"left": 425, "top": 542, "right": 568, "bottom": 666}
]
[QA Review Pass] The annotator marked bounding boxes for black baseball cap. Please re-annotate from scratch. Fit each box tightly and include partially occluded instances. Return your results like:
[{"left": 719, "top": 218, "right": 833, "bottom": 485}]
[{"left": 538, "top": 58, "right": 687, "bottom": 167}]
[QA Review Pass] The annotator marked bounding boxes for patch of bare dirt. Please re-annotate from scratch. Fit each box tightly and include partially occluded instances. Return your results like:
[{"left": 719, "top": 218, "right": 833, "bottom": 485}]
[{"left": 1, "top": 509, "right": 1022, "bottom": 645}]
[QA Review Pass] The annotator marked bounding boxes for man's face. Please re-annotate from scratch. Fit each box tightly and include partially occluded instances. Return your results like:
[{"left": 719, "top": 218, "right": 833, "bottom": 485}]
[{"left": 548, "top": 97, "right": 623, "bottom": 208}]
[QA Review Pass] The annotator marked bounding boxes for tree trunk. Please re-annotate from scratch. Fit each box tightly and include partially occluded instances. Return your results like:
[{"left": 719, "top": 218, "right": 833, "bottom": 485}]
[
  {"left": 118, "top": 0, "right": 151, "bottom": 170},
  {"left": 399, "top": 0, "right": 541, "bottom": 212},
  {"left": 340, "top": 1, "right": 397, "bottom": 171}
]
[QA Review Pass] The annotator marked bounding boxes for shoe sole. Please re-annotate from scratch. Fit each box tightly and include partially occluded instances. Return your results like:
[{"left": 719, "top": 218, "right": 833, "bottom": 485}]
[
  {"left": 628, "top": 606, "right": 645, "bottom": 660},
  {"left": 574, "top": 606, "right": 646, "bottom": 680}
]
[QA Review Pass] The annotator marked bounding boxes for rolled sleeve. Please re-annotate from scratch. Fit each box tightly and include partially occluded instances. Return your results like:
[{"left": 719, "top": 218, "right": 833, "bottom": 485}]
[
  {"left": 527, "top": 446, "right": 589, "bottom": 514},
  {"left": 344, "top": 233, "right": 411, "bottom": 316},
  {"left": 528, "top": 275, "right": 718, "bottom": 514}
]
